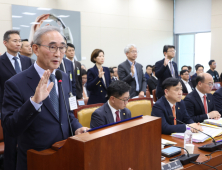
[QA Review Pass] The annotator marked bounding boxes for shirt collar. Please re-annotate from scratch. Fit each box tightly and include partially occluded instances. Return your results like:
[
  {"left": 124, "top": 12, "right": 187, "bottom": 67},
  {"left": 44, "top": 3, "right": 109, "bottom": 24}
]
[
  {"left": 195, "top": 87, "right": 206, "bottom": 98},
  {"left": 6, "top": 52, "right": 19, "bottom": 60},
  {"left": 166, "top": 99, "right": 175, "bottom": 109},
  {"left": 181, "top": 78, "right": 188, "bottom": 84},
  {"left": 66, "top": 56, "right": 74, "bottom": 63},
  {"left": 127, "top": 59, "right": 136, "bottom": 66},
  {"left": 108, "top": 100, "right": 119, "bottom": 114},
  {"left": 34, "top": 62, "right": 56, "bottom": 78}
]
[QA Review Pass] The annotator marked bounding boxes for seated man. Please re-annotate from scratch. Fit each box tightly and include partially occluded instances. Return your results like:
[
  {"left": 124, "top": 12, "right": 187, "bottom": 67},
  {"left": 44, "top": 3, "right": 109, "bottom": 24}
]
[
  {"left": 151, "top": 78, "right": 202, "bottom": 135},
  {"left": 180, "top": 70, "right": 193, "bottom": 94},
  {"left": 147, "top": 66, "right": 158, "bottom": 95},
  {"left": 191, "top": 64, "right": 204, "bottom": 87},
  {"left": 90, "top": 80, "right": 131, "bottom": 128},
  {"left": 184, "top": 73, "right": 221, "bottom": 123}
]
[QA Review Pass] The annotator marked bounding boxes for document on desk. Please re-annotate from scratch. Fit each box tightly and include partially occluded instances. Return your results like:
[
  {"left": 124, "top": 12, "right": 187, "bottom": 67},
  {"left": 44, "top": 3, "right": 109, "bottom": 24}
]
[
  {"left": 171, "top": 126, "right": 222, "bottom": 143},
  {"left": 204, "top": 118, "right": 222, "bottom": 127}
]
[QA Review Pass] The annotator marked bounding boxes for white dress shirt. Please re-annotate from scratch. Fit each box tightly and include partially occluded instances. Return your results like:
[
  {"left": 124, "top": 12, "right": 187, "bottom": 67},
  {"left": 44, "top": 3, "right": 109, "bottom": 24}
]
[
  {"left": 108, "top": 100, "right": 121, "bottom": 122},
  {"left": 6, "top": 52, "right": 22, "bottom": 70},
  {"left": 30, "top": 62, "right": 58, "bottom": 110},
  {"left": 196, "top": 87, "right": 209, "bottom": 118},
  {"left": 167, "top": 100, "right": 176, "bottom": 116},
  {"left": 181, "top": 79, "right": 192, "bottom": 93}
]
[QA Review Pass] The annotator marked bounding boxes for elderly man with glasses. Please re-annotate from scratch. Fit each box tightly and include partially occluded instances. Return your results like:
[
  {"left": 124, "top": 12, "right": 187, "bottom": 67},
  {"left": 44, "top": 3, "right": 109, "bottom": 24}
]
[
  {"left": 184, "top": 73, "right": 221, "bottom": 123},
  {"left": 1, "top": 26, "right": 88, "bottom": 170},
  {"left": 90, "top": 80, "right": 131, "bottom": 128}
]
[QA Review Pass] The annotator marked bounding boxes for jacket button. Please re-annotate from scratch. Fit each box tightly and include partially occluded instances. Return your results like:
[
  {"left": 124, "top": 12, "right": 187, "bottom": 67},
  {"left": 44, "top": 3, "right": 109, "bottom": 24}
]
[{"left": 101, "top": 90, "right": 103, "bottom": 92}]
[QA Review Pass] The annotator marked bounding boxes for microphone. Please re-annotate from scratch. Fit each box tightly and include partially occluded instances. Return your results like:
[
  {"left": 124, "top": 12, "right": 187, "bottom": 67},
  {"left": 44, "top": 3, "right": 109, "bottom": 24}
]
[
  {"left": 169, "top": 116, "right": 222, "bottom": 152},
  {"left": 56, "top": 70, "right": 74, "bottom": 136},
  {"left": 163, "top": 144, "right": 199, "bottom": 165}
]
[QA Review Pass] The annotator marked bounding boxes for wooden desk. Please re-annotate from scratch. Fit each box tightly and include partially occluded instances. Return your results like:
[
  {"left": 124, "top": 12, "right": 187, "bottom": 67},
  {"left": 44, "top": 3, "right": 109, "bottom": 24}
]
[{"left": 162, "top": 135, "right": 222, "bottom": 170}]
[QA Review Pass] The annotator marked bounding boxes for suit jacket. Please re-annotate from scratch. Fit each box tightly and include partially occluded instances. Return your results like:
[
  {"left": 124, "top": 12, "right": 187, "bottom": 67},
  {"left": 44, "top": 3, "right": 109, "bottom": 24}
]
[
  {"left": 0, "top": 52, "right": 32, "bottom": 110},
  {"left": 118, "top": 60, "right": 146, "bottom": 98},
  {"left": 74, "top": 60, "right": 83, "bottom": 99},
  {"left": 151, "top": 96, "right": 194, "bottom": 134},
  {"left": 180, "top": 79, "right": 194, "bottom": 94},
  {"left": 184, "top": 89, "right": 216, "bottom": 123},
  {"left": 59, "top": 58, "right": 76, "bottom": 96},
  {"left": 155, "top": 59, "right": 178, "bottom": 99},
  {"left": 147, "top": 76, "right": 158, "bottom": 95},
  {"left": 87, "top": 65, "right": 111, "bottom": 105},
  {"left": 90, "top": 102, "right": 131, "bottom": 128},
  {"left": 213, "top": 88, "right": 222, "bottom": 115},
  {"left": 1, "top": 65, "right": 82, "bottom": 170}
]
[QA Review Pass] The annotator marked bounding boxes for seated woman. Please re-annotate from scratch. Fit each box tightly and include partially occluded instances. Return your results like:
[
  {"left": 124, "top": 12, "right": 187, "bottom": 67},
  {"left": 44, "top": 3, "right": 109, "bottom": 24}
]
[{"left": 87, "top": 49, "right": 111, "bottom": 105}]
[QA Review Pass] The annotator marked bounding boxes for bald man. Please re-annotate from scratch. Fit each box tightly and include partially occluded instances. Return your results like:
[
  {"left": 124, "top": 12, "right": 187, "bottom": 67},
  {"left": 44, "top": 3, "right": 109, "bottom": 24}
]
[{"left": 184, "top": 73, "right": 220, "bottom": 123}]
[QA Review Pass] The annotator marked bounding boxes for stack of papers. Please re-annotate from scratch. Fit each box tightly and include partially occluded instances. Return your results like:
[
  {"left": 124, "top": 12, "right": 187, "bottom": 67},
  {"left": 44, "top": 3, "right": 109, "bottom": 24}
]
[
  {"left": 204, "top": 118, "right": 222, "bottom": 127},
  {"left": 161, "top": 138, "right": 177, "bottom": 145},
  {"left": 171, "top": 126, "right": 222, "bottom": 143}
]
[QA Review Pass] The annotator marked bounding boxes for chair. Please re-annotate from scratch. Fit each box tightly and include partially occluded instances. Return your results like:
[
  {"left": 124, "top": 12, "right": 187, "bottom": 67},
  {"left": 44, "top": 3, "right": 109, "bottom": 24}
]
[
  {"left": 126, "top": 97, "right": 153, "bottom": 117},
  {"left": 182, "top": 93, "right": 188, "bottom": 100},
  {"left": 0, "top": 122, "right": 4, "bottom": 155},
  {"left": 146, "top": 90, "right": 151, "bottom": 98},
  {"left": 211, "top": 91, "right": 215, "bottom": 95},
  {"left": 73, "top": 103, "right": 103, "bottom": 128},
  {"left": 152, "top": 89, "right": 157, "bottom": 102}
]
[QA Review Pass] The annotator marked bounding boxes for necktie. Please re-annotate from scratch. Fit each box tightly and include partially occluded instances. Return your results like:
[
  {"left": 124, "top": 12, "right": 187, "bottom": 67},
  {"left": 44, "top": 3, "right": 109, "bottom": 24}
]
[
  {"left": 169, "top": 61, "right": 175, "bottom": 78},
  {"left": 49, "top": 74, "right": 59, "bottom": 118},
  {"left": 203, "top": 95, "right": 207, "bottom": 114},
  {"left": 172, "top": 105, "right": 176, "bottom": 125},
  {"left": 13, "top": 56, "right": 21, "bottom": 73},
  {"left": 115, "top": 110, "right": 121, "bottom": 122}
]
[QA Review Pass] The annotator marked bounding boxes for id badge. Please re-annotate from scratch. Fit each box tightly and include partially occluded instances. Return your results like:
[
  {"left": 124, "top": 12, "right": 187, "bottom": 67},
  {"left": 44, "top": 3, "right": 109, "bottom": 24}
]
[
  {"left": 70, "top": 73, "right": 73, "bottom": 81},
  {"left": 69, "top": 96, "right": 77, "bottom": 110},
  {"left": 77, "top": 67, "right": 80, "bottom": 76}
]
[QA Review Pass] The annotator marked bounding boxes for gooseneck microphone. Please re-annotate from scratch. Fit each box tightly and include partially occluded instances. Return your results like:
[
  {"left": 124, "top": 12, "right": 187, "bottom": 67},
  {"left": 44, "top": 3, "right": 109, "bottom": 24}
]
[
  {"left": 169, "top": 116, "right": 222, "bottom": 152},
  {"left": 56, "top": 70, "right": 74, "bottom": 136}
]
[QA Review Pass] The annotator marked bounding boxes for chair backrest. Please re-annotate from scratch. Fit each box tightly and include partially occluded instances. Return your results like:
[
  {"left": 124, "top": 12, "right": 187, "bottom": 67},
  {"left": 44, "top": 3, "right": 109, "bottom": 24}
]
[
  {"left": 0, "top": 121, "right": 3, "bottom": 141},
  {"left": 152, "top": 89, "right": 157, "bottom": 102},
  {"left": 210, "top": 91, "right": 215, "bottom": 95},
  {"left": 126, "top": 97, "right": 153, "bottom": 117},
  {"left": 74, "top": 103, "right": 104, "bottom": 128},
  {"left": 182, "top": 93, "right": 188, "bottom": 100},
  {"left": 146, "top": 90, "right": 151, "bottom": 98}
]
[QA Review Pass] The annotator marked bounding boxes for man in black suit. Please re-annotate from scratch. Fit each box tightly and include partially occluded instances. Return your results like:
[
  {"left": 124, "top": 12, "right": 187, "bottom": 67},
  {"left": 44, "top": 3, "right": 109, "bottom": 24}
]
[
  {"left": 184, "top": 73, "right": 220, "bottom": 123},
  {"left": 0, "top": 30, "right": 32, "bottom": 170},
  {"left": 147, "top": 66, "right": 158, "bottom": 95},
  {"left": 65, "top": 43, "right": 82, "bottom": 99},
  {"left": 19, "top": 39, "right": 35, "bottom": 64},
  {"left": 90, "top": 80, "right": 131, "bottom": 128},
  {"left": 155, "top": 45, "right": 178, "bottom": 99},
  {"left": 112, "top": 66, "right": 119, "bottom": 81},
  {"left": 118, "top": 44, "right": 146, "bottom": 98},
  {"left": 180, "top": 70, "right": 193, "bottom": 94},
  {"left": 191, "top": 64, "right": 204, "bottom": 88},
  {"left": 207, "top": 60, "right": 220, "bottom": 82}
]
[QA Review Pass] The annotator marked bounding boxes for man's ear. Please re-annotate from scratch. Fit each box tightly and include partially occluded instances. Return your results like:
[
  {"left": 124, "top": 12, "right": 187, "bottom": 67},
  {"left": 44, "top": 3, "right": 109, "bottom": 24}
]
[{"left": 32, "top": 44, "right": 39, "bottom": 56}]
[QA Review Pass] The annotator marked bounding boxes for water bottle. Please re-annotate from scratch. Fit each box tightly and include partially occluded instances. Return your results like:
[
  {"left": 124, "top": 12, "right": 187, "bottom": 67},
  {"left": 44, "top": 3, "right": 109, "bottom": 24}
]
[{"left": 184, "top": 127, "right": 193, "bottom": 155}]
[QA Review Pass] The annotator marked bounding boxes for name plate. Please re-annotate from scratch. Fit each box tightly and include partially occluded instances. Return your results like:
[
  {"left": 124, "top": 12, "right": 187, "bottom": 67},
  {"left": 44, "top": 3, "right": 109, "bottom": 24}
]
[{"left": 162, "top": 160, "right": 183, "bottom": 170}]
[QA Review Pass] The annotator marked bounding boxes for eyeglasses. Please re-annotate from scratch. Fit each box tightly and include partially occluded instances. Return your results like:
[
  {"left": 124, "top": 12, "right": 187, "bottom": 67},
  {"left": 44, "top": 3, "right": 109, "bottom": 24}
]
[
  {"left": 130, "top": 51, "right": 139, "bottom": 54},
  {"left": 114, "top": 96, "right": 130, "bottom": 103},
  {"left": 204, "top": 83, "right": 214, "bottom": 87},
  {"left": 167, "top": 50, "right": 176, "bottom": 53},
  {"left": 37, "top": 44, "right": 67, "bottom": 54}
]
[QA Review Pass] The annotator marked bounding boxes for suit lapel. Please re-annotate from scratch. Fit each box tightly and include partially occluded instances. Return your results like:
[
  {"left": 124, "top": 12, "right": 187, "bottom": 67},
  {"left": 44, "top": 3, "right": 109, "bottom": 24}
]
[
  {"left": 26, "top": 65, "right": 59, "bottom": 122},
  {"left": 1, "top": 53, "right": 16, "bottom": 75},
  {"left": 104, "top": 102, "right": 115, "bottom": 123},
  {"left": 163, "top": 96, "right": 174, "bottom": 125},
  {"left": 103, "top": 67, "right": 109, "bottom": 88},
  {"left": 206, "top": 94, "right": 211, "bottom": 113},
  {"left": 125, "top": 60, "right": 131, "bottom": 73},
  {"left": 135, "top": 62, "right": 139, "bottom": 78},
  {"left": 19, "top": 55, "right": 26, "bottom": 71},
  {"left": 193, "top": 89, "right": 206, "bottom": 114}
]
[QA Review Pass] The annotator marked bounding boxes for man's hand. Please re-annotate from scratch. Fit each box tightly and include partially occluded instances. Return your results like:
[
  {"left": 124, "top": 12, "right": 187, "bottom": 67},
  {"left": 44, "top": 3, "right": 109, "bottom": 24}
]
[
  {"left": 98, "top": 67, "right": 105, "bottom": 78},
  {"left": 75, "top": 127, "right": 90, "bottom": 135},
  {"left": 131, "top": 62, "right": 135, "bottom": 77},
  {"left": 138, "top": 91, "right": 144, "bottom": 98},
  {"left": 208, "top": 111, "right": 221, "bottom": 120},
  {"left": 31, "top": 70, "right": 53, "bottom": 104},
  {"left": 163, "top": 54, "right": 169, "bottom": 66},
  {"left": 189, "top": 123, "right": 203, "bottom": 133}
]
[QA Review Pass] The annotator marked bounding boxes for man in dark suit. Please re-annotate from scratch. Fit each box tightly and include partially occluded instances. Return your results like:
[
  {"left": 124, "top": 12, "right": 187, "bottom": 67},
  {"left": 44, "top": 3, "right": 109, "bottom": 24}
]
[
  {"left": 184, "top": 73, "right": 220, "bottom": 123},
  {"left": 213, "top": 87, "right": 222, "bottom": 115},
  {"left": 1, "top": 26, "right": 88, "bottom": 170},
  {"left": 180, "top": 70, "right": 193, "bottom": 94},
  {"left": 59, "top": 57, "right": 76, "bottom": 96},
  {"left": 0, "top": 30, "right": 32, "bottom": 170},
  {"left": 151, "top": 78, "right": 202, "bottom": 135},
  {"left": 90, "top": 80, "right": 131, "bottom": 128},
  {"left": 118, "top": 44, "right": 146, "bottom": 98},
  {"left": 155, "top": 45, "right": 179, "bottom": 99},
  {"left": 191, "top": 64, "right": 204, "bottom": 88},
  {"left": 147, "top": 66, "right": 158, "bottom": 95},
  {"left": 65, "top": 43, "right": 82, "bottom": 99},
  {"left": 19, "top": 39, "right": 35, "bottom": 64}
]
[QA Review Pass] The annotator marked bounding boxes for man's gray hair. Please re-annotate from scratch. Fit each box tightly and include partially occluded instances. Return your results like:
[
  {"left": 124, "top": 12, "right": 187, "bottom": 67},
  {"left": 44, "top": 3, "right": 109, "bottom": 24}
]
[
  {"left": 33, "top": 26, "right": 61, "bottom": 44},
  {"left": 124, "top": 44, "right": 137, "bottom": 54}
]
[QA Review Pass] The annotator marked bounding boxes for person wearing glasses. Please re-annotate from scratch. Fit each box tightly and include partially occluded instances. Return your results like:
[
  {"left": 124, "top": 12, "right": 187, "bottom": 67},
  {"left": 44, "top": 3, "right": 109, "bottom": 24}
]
[
  {"left": 87, "top": 49, "right": 112, "bottom": 105},
  {"left": 118, "top": 44, "right": 146, "bottom": 98},
  {"left": 155, "top": 45, "right": 179, "bottom": 99},
  {"left": 180, "top": 70, "right": 194, "bottom": 94},
  {"left": 184, "top": 73, "right": 221, "bottom": 123},
  {"left": 207, "top": 60, "right": 220, "bottom": 82},
  {"left": 90, "top": 80, "right": 131, "bottom": 128},
  {"left": 1, "top": 26, "right": 88, "bottom": 170}
]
